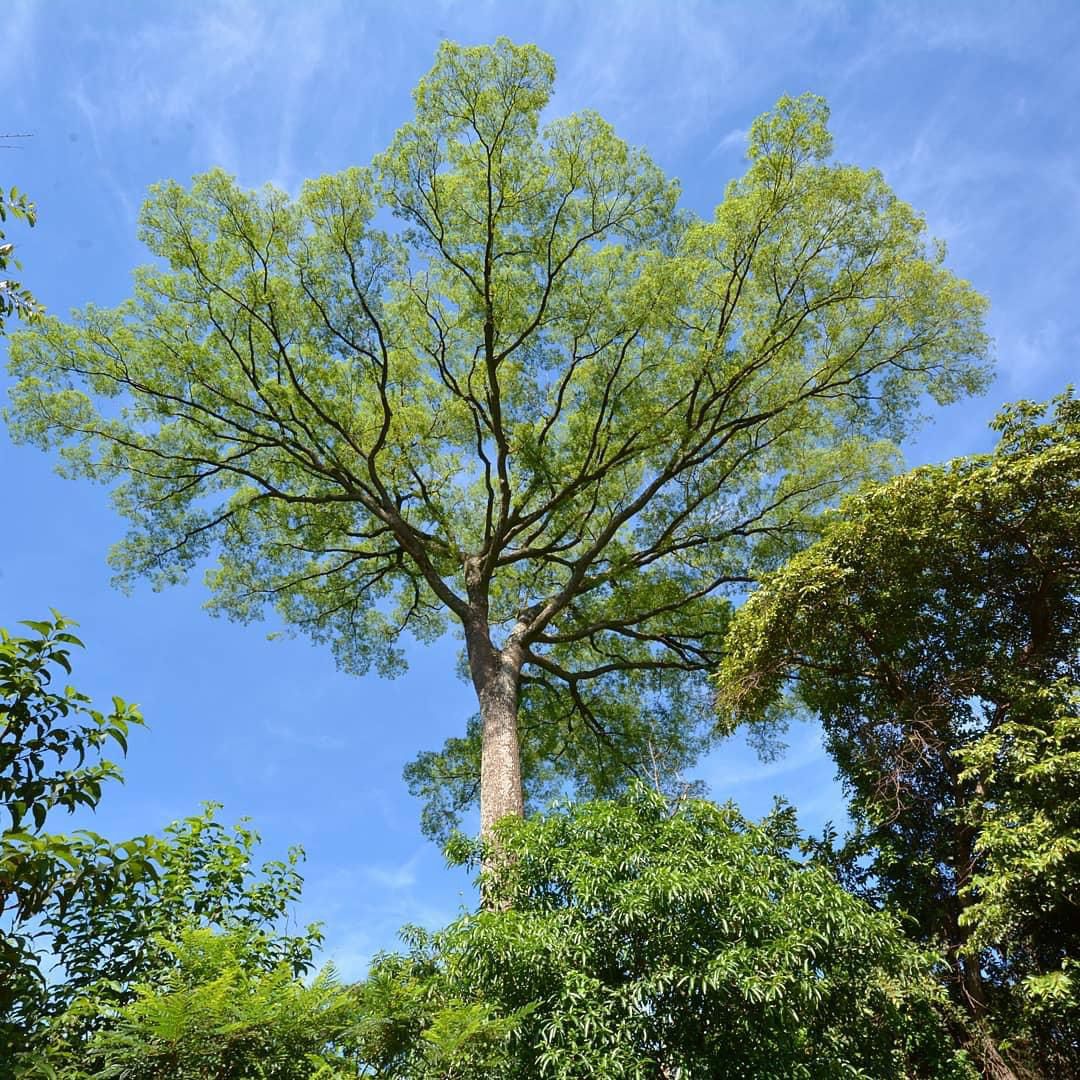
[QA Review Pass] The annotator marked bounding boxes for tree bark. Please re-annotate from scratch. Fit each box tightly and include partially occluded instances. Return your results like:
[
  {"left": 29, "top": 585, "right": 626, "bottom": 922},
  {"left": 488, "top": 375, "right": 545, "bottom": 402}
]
[{"left": 465, "top": 623, "right": 526, "bottom": 838}]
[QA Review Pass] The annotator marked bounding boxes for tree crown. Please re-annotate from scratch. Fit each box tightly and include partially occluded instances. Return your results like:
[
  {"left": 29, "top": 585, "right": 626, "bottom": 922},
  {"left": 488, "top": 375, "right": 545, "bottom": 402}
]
[{"left": 6, "top": 40, "right": 990, "bottom": 809}]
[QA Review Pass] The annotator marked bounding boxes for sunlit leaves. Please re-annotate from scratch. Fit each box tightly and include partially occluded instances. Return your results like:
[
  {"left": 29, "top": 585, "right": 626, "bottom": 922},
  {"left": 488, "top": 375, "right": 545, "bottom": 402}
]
[
  {"left": 82, "top": 929, "right": 358, "bottom": 1079},
  {"left": 5, "top": 41, "right": 990, "bottom": 820},
  {"left": 362, "top": 788, "right": 971, "bottom": 1078},
  {"left": 0, "top": 185, "right": 40, "bottom": 327}
]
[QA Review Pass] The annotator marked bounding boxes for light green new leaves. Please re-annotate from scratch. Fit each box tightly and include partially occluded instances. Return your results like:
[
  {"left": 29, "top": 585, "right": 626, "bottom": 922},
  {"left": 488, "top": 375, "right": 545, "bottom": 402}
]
[
  {"left": 5, "top": 41, "right": 991, "bottom": 806},
  {"left": 83, "top": 930, "right": 358, "bottom": 1080}
]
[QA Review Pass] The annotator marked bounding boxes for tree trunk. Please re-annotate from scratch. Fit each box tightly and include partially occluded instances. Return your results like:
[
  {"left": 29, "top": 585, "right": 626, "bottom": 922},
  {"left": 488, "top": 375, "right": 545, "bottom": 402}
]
[{"left": 465, "top": 624, "right": 525, "bottom": 838}]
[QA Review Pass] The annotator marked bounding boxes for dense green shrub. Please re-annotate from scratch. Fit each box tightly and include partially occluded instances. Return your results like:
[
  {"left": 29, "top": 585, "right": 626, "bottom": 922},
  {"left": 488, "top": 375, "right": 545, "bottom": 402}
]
[
  {"left": 81, "top": 930, "right": 357, "bottom": 1080},
  {"left": 360, "top": 788, "right": 973, "bottom": 1078}
]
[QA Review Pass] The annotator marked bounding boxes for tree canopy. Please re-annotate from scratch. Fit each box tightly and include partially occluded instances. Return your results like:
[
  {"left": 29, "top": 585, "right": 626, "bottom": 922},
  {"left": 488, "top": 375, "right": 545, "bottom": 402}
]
[
  {"left": 716, "top": 392, "right": 1080, "bottom": 1077},
  {"left": 5, "top": 39, "right": 990, "bottom": 834}
]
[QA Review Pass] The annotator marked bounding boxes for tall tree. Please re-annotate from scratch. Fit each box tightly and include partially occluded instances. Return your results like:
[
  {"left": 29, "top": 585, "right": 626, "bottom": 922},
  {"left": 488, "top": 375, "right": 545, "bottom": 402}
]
[
  {"left": 6, "top": 40, "right": 989, "bottom": 835},
  {"left": 715, "top": 393, "right": 1080, "bottom": 1078}
]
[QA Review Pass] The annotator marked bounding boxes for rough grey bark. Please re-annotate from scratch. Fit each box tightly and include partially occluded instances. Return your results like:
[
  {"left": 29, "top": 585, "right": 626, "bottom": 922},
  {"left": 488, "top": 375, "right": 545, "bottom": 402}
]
[
  {"left": 462, "top": 556, "right": 527, "bottom": 837},
  {"left": 470, "top": 635, "right": 526, "bottom": 837}
]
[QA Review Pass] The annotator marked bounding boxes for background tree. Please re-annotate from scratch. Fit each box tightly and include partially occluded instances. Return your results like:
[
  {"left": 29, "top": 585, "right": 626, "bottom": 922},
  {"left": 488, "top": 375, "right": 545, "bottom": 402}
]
[
  {"left": 716, "top": 393, "right": 1080, "bottom": 1078},
  {"left": 6, "top": 40, "right": 990, "bottom": 836},
  {"left": 955, "top": 684, "right": 1079, "bottom": 1076},
  {"left": 358, "top": 787, "right": 973, "bottom": 1079},
  {"left": 0, "top": 616, "right": 151, "bottom": 1069}
]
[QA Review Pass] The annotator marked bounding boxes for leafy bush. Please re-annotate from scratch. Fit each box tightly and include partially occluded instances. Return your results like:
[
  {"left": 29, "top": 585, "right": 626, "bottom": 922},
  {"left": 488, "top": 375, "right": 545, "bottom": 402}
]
[
  {"left": 0, "top": 617, "right": 322, "bottom": 1076},
  {"left": 81, "top": 930, "right": 357, "bottom": 1080},
  {"left": 360, "top": 788, "right": 973, "bottom": 1079},
  {"left": 1, "top": 616, "right": 150, "bottom": 1067}
]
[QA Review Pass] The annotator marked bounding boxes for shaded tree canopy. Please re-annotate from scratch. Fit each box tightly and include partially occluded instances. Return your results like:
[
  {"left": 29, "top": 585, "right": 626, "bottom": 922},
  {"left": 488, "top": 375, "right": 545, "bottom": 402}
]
[
  {"left": 716, "top": 392, "right": 1080, "bottom": 1077},
  {"left": 6, "top": 39, "right": 990, "bottom": 833}
]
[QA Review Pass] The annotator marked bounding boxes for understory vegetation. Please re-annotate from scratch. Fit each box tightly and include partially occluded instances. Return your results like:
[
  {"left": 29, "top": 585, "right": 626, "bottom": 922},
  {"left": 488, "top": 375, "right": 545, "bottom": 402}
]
[
  {"left": 2, "top": 36, "right": 1077, "bottom": 1080},
  {"left": 3, "top": 394, "right": 1075, "bottom": 1078}
]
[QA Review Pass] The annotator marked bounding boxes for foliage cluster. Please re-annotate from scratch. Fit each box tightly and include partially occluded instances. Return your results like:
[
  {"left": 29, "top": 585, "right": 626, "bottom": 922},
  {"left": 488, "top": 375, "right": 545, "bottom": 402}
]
[
  {"left": 717, "top": 393, "right": 1080, "bottom": 1075},
  {"left": 360, "top": 789, "right": 972, "bottom": 1079},
  {"left": 1, "top": 617, "right": 152, "bottom": 1065},
  {"left": 76, "top": 930, "right": 357, "bottom": 1080},
  {"left": 0, "top": 617, "right": 977, "bottom": 1079},
  {"left": 0, "top": 621, "right": 322, "bottom": 1075},
  {"left": 0, "top": 183, "right": 39, "bottom": 328}
]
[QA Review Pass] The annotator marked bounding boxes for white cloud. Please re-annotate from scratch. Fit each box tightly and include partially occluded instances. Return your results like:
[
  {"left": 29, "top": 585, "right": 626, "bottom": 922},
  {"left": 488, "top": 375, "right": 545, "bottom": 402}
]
[
  {"left": 709, "top": 127, "right": 749, "bottom": 159},
  {"left": 0, "top": 1, "right": 39, "bottom": 96},
  {"left": 68, "top": 80, "right": 137, "bottom": 225},
  {"left": 998, "top": 319, "right": 1075, "bottom": 390},
  {"left": 363, "top": 850, "right": 423, "bottom": 891},
  {"left": 704, "top": 723, "right": 832, "bottom": 793}
]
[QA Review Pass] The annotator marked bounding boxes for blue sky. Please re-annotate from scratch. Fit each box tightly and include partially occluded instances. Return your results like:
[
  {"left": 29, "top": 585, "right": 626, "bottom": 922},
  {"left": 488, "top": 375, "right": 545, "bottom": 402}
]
[{"left": 2, "top": 0, "right": 1078, "bottom": 978}]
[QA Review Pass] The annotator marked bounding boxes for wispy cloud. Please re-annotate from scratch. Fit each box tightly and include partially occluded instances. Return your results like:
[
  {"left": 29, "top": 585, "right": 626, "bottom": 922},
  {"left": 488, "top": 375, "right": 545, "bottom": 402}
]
[
  {"left": 705, "top": 724, "right": 832, "bottom": 795},
  {"left": 68, "top": 81, "right": 136, "bottom": 225},
  {"left": 47, "top": 1, "right": 356, "bottom": 190},
  {"left": 709, "top": 127, "right": 749, "bottom": 160},
  {"left": 0, "top": 1, "right": 39, "bottom": 97},
  {"left": 362, "top": 850, "right": 423, "bottom": 891},
  {"left": 301, "top": 852, "right": 466, "bottom": 981},
  {"left": 264, "top": 722, "right": 347, "bottom": 754}
]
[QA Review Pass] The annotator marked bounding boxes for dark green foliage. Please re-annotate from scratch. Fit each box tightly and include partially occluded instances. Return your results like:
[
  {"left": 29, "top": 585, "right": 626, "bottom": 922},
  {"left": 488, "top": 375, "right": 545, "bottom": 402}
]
[
  {"left": 0, "top": 184, "right": 40, "bottom": 327},
  {"left": 716, "top": 393, "right": 1080, "bottom": 1075},
  {"left": 955, "top": 685, "right": 1080, "bottom": 1074},
  {"left": 0, "top": 616, "right": 151, "bottom": 1067},
  {"left": 360, "top": 788, "right": 972, "bottom": 1078}
]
